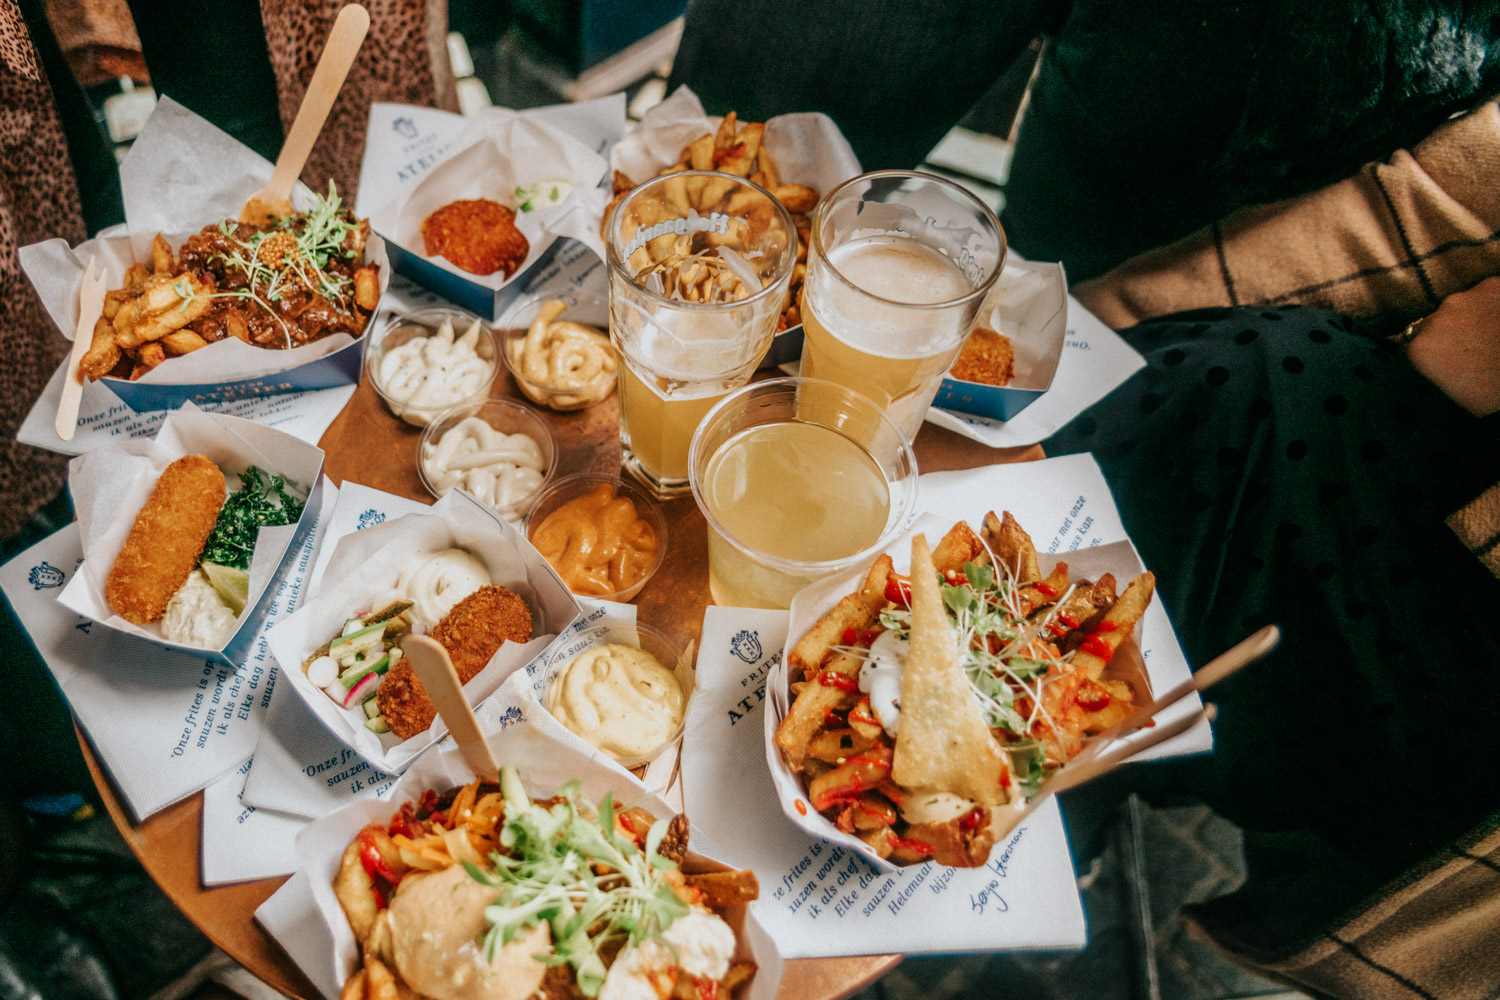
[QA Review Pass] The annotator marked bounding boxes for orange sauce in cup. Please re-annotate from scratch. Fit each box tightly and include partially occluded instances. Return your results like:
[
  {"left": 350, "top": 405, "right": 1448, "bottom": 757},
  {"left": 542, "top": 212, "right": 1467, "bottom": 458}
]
[{"left": 529, "top": 484, "right": 658, "bottom": 596}]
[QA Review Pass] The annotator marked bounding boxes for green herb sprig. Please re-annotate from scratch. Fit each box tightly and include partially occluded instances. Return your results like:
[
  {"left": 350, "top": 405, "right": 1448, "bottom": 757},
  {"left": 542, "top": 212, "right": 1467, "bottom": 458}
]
[{"left": 200, "top": 467, "right": 305, "bottom": 570}]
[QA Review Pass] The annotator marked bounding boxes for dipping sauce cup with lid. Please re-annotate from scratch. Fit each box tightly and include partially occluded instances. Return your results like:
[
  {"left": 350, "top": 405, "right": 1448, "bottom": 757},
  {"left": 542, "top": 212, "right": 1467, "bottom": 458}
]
[{"left": 367, "top": 307, "right": 498, "bottom": 426}]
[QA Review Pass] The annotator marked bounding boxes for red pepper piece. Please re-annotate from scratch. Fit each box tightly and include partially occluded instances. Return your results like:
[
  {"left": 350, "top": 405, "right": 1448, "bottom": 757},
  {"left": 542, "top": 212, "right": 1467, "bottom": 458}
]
[
  {"left": 842, "top": 627, "right": 858, "bottom": 646},
  {"left": 860, "top": 628, "right": 880, "bottom": 646},
  {"left": 848, "top": 699, "right": 880, "bottom": 729},
  {"left": 884, "top": 575, "right": 912, "bottom": 608},
  {"left": 358, "top": 832, "right": 400, "bottom": 887},
  {"left": 818, "top": 670, "right": 858, "bottom": 693},
  {"left": 1058, "top": 613, "right": 1081, "bottom": 629},
  {"left": 887, "top": 833, "right": 935, "bottom": 856},
  {"left": 1080, "top": 635, "right": 1114, "bottom": 662},
  {"left": 694, "top": 977, "right": 721, "bottom": 1000},
  {"left": 1035, "top": 582, "right": 1059, "bottom": 598},
  {"left": 959, "top": 806, "right": 985, "bottom": 832},
  {"left": 1076, "top": 679, "right": 1112, "bottom": 712},
  {"left": 1092, "top": 620, "right": 1118, "bottom": 633},
  {"left": 999, "top": 769, "right": 1012, "bottom": 788}
]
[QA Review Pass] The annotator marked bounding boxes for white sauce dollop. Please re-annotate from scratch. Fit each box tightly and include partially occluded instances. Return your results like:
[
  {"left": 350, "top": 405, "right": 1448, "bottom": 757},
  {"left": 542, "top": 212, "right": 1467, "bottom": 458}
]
[
  {"left": 858, "top": 630, "right": 908, "bottom": 736},
  {"left": 371, "top": 548, "right": 492, "bottom": 629},
  {"left": 161, "top": 570, "right": 238, "bottom": 649},
  {"left": 598, "top": 910, "right": 736, "bottom": 1000},
  {"left": 378, "top": 316, "right": 493, "bottom": 423},
  {"left": 420, "top": 416, "right": 546, "bottom": 518}
]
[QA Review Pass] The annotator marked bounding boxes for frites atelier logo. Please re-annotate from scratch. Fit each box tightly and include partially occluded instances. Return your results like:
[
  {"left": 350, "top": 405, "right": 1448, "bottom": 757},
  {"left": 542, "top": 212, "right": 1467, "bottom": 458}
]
[
  {"left": 730, "top": 629, "right": 762, "bottom": 664},
  {"left": 622, "top": 211, "right": 731, "bottom": 258},
  {"left": 28, "top": 562, "right": 64, "bottom": 590}
]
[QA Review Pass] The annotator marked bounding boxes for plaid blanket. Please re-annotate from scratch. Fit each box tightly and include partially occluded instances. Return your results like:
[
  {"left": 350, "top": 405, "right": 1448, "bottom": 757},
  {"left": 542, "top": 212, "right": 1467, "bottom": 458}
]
[
  {"left": 1078, "top": 97, "right": 1500, "bottom": 997},
  {"left": 1186, "top": 810, "right": 1500, "bottom": 999},
  {"left": 1075, "top": 99, "right": 1500, "bottom": 332}
]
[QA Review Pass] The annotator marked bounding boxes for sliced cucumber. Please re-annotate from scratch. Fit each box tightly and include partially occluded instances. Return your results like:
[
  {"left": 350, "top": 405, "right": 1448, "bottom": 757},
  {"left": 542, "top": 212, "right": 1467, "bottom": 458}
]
[
  {"left": 330, "top": 620, "right": 387, "bottom": 658},
  {"left": 339, "top": 653, "right": 390, "bottom": 690},
  {"left": 362, "top": 698, "right": 381, "bottom": 720},
  {"left": 364, "top": 713, "right": 390, "bottom": 734}
]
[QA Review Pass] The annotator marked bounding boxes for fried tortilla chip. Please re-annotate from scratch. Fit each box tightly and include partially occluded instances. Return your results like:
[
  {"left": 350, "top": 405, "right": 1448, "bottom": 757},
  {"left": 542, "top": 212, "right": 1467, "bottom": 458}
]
[{"left": 891, "top": 534, "right": 1007, "bottom": 805}]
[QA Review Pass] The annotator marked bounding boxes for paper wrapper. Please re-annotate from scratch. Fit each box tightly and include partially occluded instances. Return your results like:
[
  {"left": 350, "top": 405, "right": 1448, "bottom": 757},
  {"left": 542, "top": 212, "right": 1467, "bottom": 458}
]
[
  {"left": 291, "top": 702, "right": 781, "bottom": 1000},
  {"left": 765, "top": 511, "right": 1173, "bottom": 873},
  {"left": 367, "top": 109, "right": 611, "bottom": 309},
  {"left": 19, "top": 98, "right": 391, "bottom": 405},
  {"left": 56, "top": 404, "right": 324, "bottom": 668},
  {"left": 612, "top": 86, "right": 860, "bottom": 201},
  {"left": 265, "top": 489, "right": 583, "bottom": 774}
]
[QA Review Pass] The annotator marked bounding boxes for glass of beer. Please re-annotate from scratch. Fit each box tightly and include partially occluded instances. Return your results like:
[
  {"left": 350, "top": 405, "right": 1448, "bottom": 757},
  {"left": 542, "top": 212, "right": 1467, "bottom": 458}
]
[
  {"left": 801, "top": 170, "right": 1006, "bottom": 440},
  {"left": 689, "top": 376, "right": 918, "bottom": 610},
  {"left": 606, "top": 170, "right": 798, "bottom": 497}
]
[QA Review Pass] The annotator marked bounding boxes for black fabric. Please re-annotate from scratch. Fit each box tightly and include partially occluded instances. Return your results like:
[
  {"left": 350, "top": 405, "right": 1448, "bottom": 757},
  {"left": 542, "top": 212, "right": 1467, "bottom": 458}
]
[
  {"left": 123, "top": 0, "right": 284, "bottom": 164},
  {"left": 669, "top": 0, "right": 1500, "bottom": 280},
  {"left": 1007, "top": 1, "right": 1500, "bottom": 279},
  {"left": 668, "top": 0, "right": 1054, "bottom": 173},
  {"left": 1045, "top": 307, "right": 1500, "bottom": 879}
]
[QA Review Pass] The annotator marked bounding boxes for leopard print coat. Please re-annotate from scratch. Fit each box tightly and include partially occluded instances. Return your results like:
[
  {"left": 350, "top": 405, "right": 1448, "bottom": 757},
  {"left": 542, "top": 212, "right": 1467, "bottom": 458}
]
[
  {"left": 0, "top": 0, "right": 84, "bottom": 540},
  {"left": 260, "top": 0, "right": 457, "bottom": 203}
]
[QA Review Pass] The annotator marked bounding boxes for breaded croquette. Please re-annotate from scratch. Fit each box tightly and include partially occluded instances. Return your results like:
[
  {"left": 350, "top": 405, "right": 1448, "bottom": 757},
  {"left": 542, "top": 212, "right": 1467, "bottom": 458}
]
[
  {"left": 105, "top": 454, "right": 226, "bottom": 624},
  {"left": 377, "top": 585, "right": 532, "bottom": 738}
]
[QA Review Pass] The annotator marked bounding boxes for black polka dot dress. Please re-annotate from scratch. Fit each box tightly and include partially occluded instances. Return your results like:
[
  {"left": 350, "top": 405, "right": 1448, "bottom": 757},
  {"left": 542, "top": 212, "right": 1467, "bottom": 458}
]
[{"left": 1045, "top": 305, "right": 1500, "bottom": 867}]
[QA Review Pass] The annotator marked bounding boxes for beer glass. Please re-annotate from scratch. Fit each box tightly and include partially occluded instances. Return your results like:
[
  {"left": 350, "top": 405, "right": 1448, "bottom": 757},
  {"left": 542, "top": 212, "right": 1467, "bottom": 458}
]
[
  {"left": 800, "top": 170, "right": 1005, "bottom": 440},
  {"left": 606, "top": 171, "right": 797, "bottom": 497},
  {"left": 689, "top": 376, "right": 918, "bottom": 610}
]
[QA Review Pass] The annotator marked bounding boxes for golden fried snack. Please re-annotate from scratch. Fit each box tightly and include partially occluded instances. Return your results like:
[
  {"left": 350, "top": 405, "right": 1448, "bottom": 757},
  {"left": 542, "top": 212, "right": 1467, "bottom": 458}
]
[
  {"left": 420, "top": 198, "right": 530, "bottom": 278},
  {"left": 105, "top": 454, "right": 226, "bottom": 625},
  {"left": 376, "top": 585, "right": 532, "bottom": 738},
  {"left": 951, "top": 327, "right": 1016, "bottom": 386},
  {"left": 891, "top": 534, "right": 1007, "bottom": 805}
]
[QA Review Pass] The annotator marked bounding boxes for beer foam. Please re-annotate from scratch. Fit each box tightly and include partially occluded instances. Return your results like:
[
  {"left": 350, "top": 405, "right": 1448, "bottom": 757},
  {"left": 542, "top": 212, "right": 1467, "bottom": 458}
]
[{"left": 828, "top": 238, "right": 972, "bottom": 305}]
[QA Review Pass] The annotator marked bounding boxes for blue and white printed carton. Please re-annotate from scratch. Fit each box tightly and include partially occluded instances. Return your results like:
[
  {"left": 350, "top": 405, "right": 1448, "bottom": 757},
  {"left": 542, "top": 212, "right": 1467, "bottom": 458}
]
[
  {"left": 932, "top": 259, "right": 1069, "bottom": 421},
  {"left": 361, "top": 100, "right": 619, "bottom": 319},
  {"left": 57, "top": 405, "right": 325, "bottom": 670},
  {"left": 19, "top": 98, "right": 392, "bottom": 412},
  {"left": 266, "top": 488, "right": 584, "bottom": 774}
]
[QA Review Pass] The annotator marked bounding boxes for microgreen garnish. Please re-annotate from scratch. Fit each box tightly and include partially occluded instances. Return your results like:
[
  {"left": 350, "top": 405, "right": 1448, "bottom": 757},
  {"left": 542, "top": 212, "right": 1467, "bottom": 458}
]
[
  {"left": 177, "top": 182, "right": 359, "bottom": 348},
  {"left": 472, "top": 766, "right": 689, "bottom": 998}
]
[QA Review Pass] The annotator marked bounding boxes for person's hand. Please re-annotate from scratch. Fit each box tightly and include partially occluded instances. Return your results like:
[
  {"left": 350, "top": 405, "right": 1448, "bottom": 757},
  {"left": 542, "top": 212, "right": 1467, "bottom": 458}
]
[{"left": 1403, "top": 275, "right": 1500, "bottom": 416}]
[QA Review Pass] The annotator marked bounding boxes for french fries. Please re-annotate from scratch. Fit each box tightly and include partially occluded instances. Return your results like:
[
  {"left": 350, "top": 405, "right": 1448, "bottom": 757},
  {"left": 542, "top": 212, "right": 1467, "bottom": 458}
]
[
  {"left": 607, "top": 111, "right": 818, "bottom": 329},
  {"left": 774, "top": 511, "right": 1157, "bottom": 867},
  {"left": 81, "top": 186, "right": 378, "bottom": 381}
]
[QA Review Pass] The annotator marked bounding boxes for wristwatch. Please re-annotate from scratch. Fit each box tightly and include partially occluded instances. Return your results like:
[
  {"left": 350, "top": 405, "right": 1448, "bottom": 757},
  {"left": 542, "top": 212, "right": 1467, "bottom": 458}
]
[{"left": 1390, "top": 315, "right": 1430, "bottom": 346}]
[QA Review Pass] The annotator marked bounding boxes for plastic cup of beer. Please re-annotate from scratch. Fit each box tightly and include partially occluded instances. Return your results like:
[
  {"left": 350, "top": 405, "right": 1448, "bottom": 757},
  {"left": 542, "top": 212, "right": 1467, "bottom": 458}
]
[
  {"left": 606, "top": 170, "right": 798, "bottom": 498},
  {"left": 689, "top": 376, "right": 918, "bottom": 610},
  {"left": 800, "top": 170, "right": 1006, "bottom": 440}
]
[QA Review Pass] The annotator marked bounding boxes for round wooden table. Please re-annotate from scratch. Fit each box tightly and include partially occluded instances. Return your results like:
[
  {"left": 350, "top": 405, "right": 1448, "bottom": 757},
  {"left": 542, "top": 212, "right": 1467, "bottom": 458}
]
[{"left": 81, "top": 368, "right": 1042, "bottom": 1000}]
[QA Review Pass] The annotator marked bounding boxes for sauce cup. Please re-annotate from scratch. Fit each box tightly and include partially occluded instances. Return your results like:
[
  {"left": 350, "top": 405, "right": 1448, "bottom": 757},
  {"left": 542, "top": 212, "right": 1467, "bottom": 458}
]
[
  {"left": 497, "top": 291, "right": 617, "bottom": 411},
  {"left": 523, "top": 472, "right": 667, "bottom": 603},
  {"left": 542, "top": 621, "right": 695, "bottom": 768},
  {"left": 367, "top": 306, "right": 499, "bottom": 426},
  {"left": 418, "top": 397, "right": 558, "bottom": 521}
]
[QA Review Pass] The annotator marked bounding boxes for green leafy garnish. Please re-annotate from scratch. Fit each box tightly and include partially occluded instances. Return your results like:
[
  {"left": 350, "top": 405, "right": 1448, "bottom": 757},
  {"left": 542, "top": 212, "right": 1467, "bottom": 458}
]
[
  {"left": 474, "top": 765, "right": 688, "bottom": 998},
  {"left": 200, "top": 467, "right": 305, "bottom": 570}
]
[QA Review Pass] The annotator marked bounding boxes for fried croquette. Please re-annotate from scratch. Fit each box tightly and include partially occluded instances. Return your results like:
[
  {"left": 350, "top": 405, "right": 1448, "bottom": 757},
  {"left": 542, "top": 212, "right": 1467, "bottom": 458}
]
[
  {"left": 420, "top": 199, "right": 530, "bottom": 278},
  {"left": 105, "top": 454, "right": 226, "bottom": 625},
  {"left": 377, "top": 585, "right": 532, "bottom": 738},
  {"left": 950, "top": 327, "right": 1015, "bottom": 386}
]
